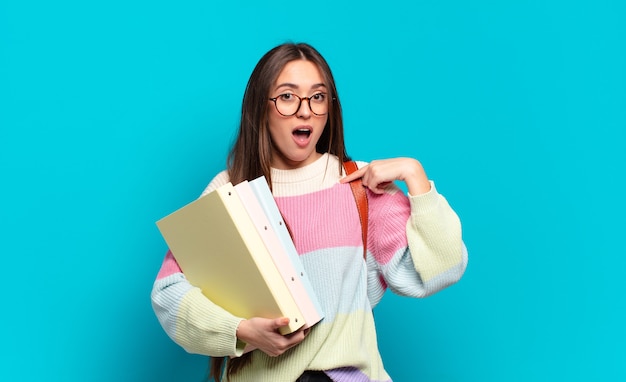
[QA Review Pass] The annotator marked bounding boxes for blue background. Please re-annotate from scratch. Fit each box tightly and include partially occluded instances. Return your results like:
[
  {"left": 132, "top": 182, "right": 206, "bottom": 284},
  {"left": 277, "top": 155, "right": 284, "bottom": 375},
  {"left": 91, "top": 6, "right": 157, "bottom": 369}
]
[{"left": 1, "top": 0, "right": 624, "bottom": 381}]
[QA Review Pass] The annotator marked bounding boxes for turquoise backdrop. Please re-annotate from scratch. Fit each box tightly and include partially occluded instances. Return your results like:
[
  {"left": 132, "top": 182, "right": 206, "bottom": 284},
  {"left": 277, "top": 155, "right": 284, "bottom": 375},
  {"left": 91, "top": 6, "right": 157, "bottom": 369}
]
[{"left": 1, "top": 0, "right": 624, "bottom": 381}]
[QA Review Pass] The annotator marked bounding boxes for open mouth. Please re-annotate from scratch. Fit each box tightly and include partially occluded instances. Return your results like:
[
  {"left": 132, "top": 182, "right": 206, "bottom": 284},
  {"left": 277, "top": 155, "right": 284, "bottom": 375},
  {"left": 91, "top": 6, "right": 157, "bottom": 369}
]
[{"left": 293, "top": 128, "right": 312, "bottom": 138}]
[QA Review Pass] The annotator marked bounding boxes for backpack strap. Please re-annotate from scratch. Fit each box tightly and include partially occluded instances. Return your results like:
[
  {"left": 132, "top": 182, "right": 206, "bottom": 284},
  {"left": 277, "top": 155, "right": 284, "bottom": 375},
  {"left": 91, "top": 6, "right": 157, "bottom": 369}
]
[{"left": 343, "top": 161, "right": 368, "bottom": 261}]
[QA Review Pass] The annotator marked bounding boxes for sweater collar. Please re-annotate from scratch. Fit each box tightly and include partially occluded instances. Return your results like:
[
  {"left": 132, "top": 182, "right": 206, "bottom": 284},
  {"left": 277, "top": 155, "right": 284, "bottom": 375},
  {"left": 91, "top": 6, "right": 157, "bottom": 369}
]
[{"left": 270, "top": 153, "right": 336, "bottom": 184}]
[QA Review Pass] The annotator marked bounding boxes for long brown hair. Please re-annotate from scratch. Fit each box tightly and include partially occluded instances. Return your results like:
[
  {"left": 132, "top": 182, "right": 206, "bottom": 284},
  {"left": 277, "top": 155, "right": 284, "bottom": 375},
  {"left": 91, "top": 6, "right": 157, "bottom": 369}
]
[{"left": 209, "top": 43, "right": 348, "bottom": 381}]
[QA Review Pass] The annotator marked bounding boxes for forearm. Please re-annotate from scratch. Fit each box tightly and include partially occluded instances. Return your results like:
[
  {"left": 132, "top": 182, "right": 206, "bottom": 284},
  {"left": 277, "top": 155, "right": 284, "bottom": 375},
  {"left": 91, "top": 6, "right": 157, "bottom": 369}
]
[
  {"left": 405, "top": 182, "right": 467, "bottom": 291},
  {"left": 151, "top": 273, "right": 245, "bottom": 357}
]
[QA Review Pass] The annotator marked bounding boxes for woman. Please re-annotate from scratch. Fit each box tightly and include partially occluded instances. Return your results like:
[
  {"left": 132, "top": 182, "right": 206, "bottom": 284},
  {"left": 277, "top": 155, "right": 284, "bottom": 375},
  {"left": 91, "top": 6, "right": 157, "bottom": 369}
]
[{"left": 151, "top": 42, "right": 468, "bottom": 382}]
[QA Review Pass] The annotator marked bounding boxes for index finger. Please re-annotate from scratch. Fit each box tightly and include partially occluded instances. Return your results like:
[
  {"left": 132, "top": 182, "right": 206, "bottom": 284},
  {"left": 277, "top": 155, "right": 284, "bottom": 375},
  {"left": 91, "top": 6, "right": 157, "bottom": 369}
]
[{"left": 339, "top": 165, "right": 367, "bottom": 184}]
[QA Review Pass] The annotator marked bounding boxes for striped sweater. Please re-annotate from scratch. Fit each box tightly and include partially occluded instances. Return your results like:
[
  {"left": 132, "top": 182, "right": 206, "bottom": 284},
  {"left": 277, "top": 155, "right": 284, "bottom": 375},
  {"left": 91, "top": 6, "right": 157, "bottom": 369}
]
[{"left": 151, "top": 153, "right": 468, "bottom": 381}]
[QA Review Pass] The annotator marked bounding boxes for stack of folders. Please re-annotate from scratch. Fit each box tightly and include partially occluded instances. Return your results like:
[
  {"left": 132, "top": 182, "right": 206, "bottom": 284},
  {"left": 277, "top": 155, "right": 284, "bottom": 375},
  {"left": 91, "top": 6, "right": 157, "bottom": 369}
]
[{"left": 156, "top": 176, "right": 324, "bottom": 335}]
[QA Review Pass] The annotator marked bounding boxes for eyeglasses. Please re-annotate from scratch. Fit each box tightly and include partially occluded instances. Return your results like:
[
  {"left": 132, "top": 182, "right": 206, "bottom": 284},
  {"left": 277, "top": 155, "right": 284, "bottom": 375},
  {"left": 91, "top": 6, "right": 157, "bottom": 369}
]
[{"left": 268, "top": 92, "right": 329, "bottom": 116}]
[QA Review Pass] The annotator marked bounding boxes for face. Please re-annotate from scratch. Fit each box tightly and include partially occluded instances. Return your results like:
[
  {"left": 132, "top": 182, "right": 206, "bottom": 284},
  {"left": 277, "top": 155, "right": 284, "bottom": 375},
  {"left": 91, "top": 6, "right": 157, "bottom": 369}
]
[{"left": 267, "top": 59, "right": 329, "bottom": 169}]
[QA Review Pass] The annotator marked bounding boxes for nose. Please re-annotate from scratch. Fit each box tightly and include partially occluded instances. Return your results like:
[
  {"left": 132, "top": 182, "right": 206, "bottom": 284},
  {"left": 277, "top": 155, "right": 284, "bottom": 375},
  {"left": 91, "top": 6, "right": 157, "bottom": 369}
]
[{"left": 296, "top": 97, "right": 313, "bottom": 118}]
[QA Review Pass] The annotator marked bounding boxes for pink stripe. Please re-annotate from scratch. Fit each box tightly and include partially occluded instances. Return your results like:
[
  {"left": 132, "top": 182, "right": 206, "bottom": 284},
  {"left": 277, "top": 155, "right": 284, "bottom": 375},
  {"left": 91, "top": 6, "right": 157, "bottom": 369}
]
[
  {"left": 276, "top": 184, "right": 362, "bottom": 255},
  {"left": 277, "top": 183, "right": 411, "bottom": 265},
  {"left": 367, "top": 190, "right": 410, "bottom": 265},
  {"left": 156, "top": 250, "right": 182, "bottom": 279}
]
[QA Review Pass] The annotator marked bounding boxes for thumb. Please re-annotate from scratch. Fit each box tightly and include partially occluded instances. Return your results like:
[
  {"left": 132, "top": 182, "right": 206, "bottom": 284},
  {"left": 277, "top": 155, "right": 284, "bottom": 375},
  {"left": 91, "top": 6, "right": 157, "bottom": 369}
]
[{"left": 273, "top": 317, "right": 290, "bottom": 329}]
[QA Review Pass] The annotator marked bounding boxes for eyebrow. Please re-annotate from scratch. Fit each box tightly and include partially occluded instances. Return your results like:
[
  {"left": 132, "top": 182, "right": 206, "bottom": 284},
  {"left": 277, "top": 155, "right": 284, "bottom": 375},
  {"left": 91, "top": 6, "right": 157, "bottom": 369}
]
[{"left": 274, "top": 82, "right": 327, "bottom": 92}]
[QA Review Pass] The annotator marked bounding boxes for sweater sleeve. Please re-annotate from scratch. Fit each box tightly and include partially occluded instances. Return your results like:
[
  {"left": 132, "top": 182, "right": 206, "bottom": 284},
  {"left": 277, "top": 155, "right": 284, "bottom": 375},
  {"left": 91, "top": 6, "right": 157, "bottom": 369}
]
[
  {"left": 151, "top": 170, "right": 248, "bottom": 356},
  {"left": 151, "top": 252, "right": 246, "bottom": 356},
  {"left": 368, "top": 181, "right": 468, "bottom": 303}
]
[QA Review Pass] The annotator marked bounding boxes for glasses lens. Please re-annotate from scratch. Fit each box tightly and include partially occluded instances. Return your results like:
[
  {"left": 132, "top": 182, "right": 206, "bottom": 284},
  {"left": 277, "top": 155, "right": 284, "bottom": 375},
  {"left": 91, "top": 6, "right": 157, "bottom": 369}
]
[
  {"left": 309, "top": 93, "right": 328, "bottom": 115},
  {"left": 276, "top": 95, "right": 299, "bottom": 116}
]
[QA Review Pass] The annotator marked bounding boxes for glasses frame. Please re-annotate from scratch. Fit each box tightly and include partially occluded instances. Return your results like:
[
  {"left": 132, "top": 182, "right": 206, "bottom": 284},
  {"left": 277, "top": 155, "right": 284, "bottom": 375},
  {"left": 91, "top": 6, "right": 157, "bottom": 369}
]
[{"left": 268, "top": 92, "right": 330, "bottom": 117}]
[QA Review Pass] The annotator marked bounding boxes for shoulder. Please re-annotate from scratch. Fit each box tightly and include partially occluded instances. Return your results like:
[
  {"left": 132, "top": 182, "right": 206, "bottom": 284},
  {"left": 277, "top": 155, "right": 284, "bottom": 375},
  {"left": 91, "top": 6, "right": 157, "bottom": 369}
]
[{"left": 200, "top": 170, "right": 230, "bottom": 197}]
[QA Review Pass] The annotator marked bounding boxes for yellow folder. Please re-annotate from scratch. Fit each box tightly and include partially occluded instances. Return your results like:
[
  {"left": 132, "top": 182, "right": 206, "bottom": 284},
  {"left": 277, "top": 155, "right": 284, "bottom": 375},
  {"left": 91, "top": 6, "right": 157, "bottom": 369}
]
[{"left": 156, "top": 182, "right": 305, "bottom": 335}]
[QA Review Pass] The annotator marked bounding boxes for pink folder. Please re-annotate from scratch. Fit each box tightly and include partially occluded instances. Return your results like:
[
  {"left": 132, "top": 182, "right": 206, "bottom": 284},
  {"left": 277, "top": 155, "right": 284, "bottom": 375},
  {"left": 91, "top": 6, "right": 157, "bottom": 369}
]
[{"left": 234, "top": 179, "right": 323, "bottom": 328}]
